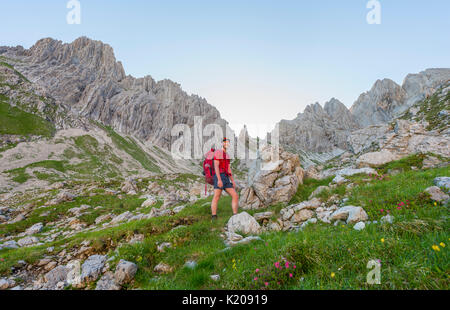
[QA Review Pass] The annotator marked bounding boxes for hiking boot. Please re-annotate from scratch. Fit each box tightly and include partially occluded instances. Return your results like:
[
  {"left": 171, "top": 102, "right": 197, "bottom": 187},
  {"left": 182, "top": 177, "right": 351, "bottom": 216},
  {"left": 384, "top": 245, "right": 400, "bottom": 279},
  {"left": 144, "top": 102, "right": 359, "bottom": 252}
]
[{"left": 211, "top": 215, "right": 218, "bottom": 221}]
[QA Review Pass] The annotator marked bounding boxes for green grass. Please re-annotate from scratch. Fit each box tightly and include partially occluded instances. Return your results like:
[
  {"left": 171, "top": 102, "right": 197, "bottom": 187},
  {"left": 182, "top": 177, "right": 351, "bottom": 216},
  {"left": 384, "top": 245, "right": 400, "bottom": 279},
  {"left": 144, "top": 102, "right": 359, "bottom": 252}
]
[
  {"left": 96, "top": 122, "right": 161, "bottom": 173},
  {"left": 401, "top": 82, "right": 450, "bottom": 131},
  {"left": 347, "top": 165, "right": 450, "bottom": 220},
  {"left": 0, "top": 101, "right": 55, "bottom": 137},
  {"left": 0, "top": 61, "right": 30, "bottom": 83},
  {"left": 289, "top": 176, "right": 334, "bottom": 204},
  {"left": 64, "top": 135, "right": 124, "bottom": 180},
  {"left": 5, "top": 160, "right": 67, "bottom": 184},
  {"left": 377, "top": 153, "right": 427, "bottom": 175},
  {"left": 0, "top": 161, "right": 449, "bottom": 289}
]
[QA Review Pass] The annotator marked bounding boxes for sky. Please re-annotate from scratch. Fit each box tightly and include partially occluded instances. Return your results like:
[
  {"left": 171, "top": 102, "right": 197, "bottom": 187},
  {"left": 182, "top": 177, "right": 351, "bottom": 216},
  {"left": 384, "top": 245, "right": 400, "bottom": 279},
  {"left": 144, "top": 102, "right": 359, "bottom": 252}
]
[{"left": 1, "top": 0, "right": 449, "bottom": 137}]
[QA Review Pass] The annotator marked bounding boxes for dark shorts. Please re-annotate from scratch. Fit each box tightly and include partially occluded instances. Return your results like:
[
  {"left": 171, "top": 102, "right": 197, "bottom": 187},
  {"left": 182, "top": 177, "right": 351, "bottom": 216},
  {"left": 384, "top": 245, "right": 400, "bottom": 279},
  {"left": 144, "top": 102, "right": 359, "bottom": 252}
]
[{"left": 213, "top": 173, "right": 233, "bottom": 190}]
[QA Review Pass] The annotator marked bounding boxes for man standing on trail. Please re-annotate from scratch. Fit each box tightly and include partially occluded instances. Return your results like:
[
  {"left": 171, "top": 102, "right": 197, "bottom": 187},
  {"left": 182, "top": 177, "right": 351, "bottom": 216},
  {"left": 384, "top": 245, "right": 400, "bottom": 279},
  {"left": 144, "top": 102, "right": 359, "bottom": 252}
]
[{"left": 211, "top": 137, "right": 239, "bottom": 220}]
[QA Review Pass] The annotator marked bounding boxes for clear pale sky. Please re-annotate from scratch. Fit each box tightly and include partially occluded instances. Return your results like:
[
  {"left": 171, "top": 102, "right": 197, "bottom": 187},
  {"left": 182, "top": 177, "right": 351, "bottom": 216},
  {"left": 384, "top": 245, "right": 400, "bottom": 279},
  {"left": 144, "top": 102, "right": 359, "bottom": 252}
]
[{"left": 1, "top": 0, "right": 449, "bottom": 137}]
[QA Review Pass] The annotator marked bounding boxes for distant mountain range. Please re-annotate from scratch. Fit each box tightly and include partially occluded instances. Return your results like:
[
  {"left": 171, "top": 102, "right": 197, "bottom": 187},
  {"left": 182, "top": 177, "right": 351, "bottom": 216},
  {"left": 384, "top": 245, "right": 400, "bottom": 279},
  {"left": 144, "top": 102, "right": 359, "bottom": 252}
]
[
  {"left": 1, "top": 37, "right": 449, "bottom": 159},
  {"left": 276, "top": 68, "right": 450, "bottom": 154}
]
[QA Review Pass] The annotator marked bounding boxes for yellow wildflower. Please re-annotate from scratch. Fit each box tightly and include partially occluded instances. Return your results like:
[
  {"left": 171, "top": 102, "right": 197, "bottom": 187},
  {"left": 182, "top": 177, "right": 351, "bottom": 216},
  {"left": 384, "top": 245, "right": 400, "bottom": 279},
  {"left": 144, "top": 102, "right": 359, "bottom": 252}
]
[
  {"left": 432, "top": 245, "right": 440, "bottom": 252},
  {"left": 331, "top": 272, "right": 335, "bottom": 278},
  {"left": 439, "top": 242, "right": 445, "bottom": 248},
  {"left": 380, "top": 238, "right": 385, "bottom": 243}
]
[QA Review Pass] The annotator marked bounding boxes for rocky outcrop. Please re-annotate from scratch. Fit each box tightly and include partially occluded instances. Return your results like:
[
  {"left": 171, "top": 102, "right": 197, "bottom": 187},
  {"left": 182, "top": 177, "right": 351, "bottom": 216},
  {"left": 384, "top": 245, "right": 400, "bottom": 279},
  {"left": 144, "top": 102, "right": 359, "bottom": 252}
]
[
  {"left": 351, "top": 79, "right": 407, "bottom": 127},
  {"left": 351, "top": 69, "right": 450, "bottom": 127},
  {"left": 348, "top": 119, "right": 450, "bottom": 160},
  {"left": 277, "top": 98, "right": 359, "bottom": 153},
  {"left": 226, "top": 212, "right": 261, "bottom": 235},
  {"left": 239, "top": 145, "right": 304, "bottom": 210},
  {"left": 424, "top": 186, "right": 449, "bottom": 203},
  {"left": 356, "top": 150, "right": 400, "bottom": 168},
  {"left": 434, "top": 177, "right": 450, "bottom": 193},
  {"left": 275, "top": 68, "right": 449, "bottom": 155}
]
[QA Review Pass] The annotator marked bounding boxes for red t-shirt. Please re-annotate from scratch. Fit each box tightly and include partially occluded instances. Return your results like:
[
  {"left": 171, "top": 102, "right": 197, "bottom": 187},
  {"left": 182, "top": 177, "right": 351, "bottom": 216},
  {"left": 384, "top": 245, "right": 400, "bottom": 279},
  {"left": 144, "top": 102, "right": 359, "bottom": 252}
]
[{"left": 213, "top": 149, "right": 231, "bottom": 176}]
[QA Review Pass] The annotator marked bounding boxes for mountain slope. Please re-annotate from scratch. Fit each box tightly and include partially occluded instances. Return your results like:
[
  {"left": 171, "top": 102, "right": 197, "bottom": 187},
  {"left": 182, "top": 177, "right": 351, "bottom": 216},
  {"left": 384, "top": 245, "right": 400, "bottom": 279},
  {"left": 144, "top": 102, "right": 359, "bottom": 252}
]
[{"left": 0, "top": 58, "right": 201, "bottom": 195}]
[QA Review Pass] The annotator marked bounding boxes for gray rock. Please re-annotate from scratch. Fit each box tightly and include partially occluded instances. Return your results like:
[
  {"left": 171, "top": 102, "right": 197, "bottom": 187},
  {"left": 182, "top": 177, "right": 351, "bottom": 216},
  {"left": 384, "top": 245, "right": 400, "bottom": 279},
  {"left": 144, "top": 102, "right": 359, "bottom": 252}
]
[
  {"left": 225, "top": 236, "right": 263, "bottom": 247},
  {"left": 380, "top": 214, "right": 394, "bottom": 224},
  {"left": 210, "top": 274, "right": 220, "bottom": 282},
  {"left": 434, "top": 177, "right": 450, "bottom": 193},
  {"left": 154, "top": 263, "right": 172, "bottom": 274},
  {"left": 225, "top": 232, "right": 243, "bottom": 242},
  {"left": 0, "top": 278, "right": 16, "bottom": 290},
  {"left": 157, "top": 242, "right": 172, "bottom": 253},
  {"left": 353, "top": 222, "right": 366, "bottom": 231},
  {"left": 239, "top": 145, "right": 304, "bottom": 210},
  {"left": 309, "top": 186, "right": 330, "bottom": 199},
  {"left": 330, "top": 206, "right": 369, "bottom": 224},
  {"left": 292, "top": 209, "right": 315, "bottom": 223},
  {"left": 114, "top": 260, "right": 138, "bottom": 285},
  {"left": 17, "top": 236, "right": 39, "bottom": 247},
  {"left": 44, "top": 265, "right": 69, "bottom": 288},
  {"left": 276, "top": 99, "right": 359, "bottom": 153},
  {"left": 253, "top": 212, "right": 273, "bottom": 222},
  {"left": 425, "top": 186, "right": 449, "bottom": 203},
  {"left": 141, "top": 196, "right": 157, "bottom": 207},
  {"left": 227, "top": 212, "right": 261, "bottom": 235},
  {"left": 25, "top": 222, "right": 44, "bottom": 235},
  {"left": 300, "top": 218, "right": 318, "bottom": 230},
  {"left": 81, "top": 255, "right": 107, "bottom": 283},
  {"left": 96, "top": 272, "right": 121, "bottom": 290},
  {"left": 0, "top": 240, "right": 18, "bottom": 250},
  {"left": 357, "top": 150, "right": 399, "bottom": 168},
  {"left": 110, "top": 211, "right": 133, "bottom": 225}
]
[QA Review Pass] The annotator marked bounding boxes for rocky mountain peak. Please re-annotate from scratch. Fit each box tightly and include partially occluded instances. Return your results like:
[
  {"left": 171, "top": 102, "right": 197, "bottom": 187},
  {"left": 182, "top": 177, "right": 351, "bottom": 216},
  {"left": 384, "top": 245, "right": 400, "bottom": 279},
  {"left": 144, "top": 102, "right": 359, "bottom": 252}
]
[
  {"left": 350, "top": 70, "right": 450, "bottom": 128},
  {"left": 1, "top": 37, "right": 229, "bottom": 150}
]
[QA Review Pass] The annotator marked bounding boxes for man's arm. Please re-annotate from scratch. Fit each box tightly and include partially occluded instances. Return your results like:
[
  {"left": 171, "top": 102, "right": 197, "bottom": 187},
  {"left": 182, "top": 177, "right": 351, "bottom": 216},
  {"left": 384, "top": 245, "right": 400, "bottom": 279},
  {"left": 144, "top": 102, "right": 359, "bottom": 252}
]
[
  {"left": 228, "top": 163, "right": 236, "bottom": 188},
  {"left": 214, "top": 159, "right": 222, "bottom": 187}
]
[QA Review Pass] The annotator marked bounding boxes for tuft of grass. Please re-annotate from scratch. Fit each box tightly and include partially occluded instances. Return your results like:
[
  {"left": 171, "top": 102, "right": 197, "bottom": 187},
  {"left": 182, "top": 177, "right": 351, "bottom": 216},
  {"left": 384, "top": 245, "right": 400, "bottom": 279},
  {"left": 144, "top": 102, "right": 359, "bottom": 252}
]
[{"left": 377, "top": 153, "right": 427, "bottom": 175}]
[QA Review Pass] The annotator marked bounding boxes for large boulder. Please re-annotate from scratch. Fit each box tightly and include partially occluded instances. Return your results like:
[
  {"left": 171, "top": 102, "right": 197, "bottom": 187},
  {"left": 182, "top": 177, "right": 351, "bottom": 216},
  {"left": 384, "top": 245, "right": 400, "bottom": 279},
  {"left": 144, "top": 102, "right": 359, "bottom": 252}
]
[
  {"left": 226, "top": 212, "right": 261, "bottom": 235},
  {"left": 239, "top": 145, "right": 304, "bottom": 210},
  {"left": 81, "top": 255, "right": 107, "bottom": 283},
  {"left": 25, "top": 223, "right": 44, "bottom": 235},
  {"left": 348, "top": 120, "right": 450, "bottom": 159},
  {"left": 434, "top": 177, "right": 450, "bottom": 193},
  {"left": 114, "top": 260, "right": 138, "bottom": 285},
  {"left": 425, "top": 186, "right": 450, "bottom": 203},
  {"left": 330, "top": 206, "right": 368, "bottom": 224},
  {"left": 357, "top": 150, "right": 400, "bottom": 168},
  {"left": 44, "top": 265, "right": 69, "bottom": 289},
  {"left": 95, "top": 272, "right": 121, "bottom": 290},
  {"left": 17, "top": 236, "right": 39, "bottom": 247}
]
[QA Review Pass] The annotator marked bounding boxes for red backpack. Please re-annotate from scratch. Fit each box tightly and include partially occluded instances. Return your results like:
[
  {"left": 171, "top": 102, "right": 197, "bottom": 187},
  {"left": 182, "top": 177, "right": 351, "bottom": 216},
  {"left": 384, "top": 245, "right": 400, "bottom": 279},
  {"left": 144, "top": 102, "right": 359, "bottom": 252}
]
[{"left": 202, "top": 148, "right": 215, "bottom": 195}]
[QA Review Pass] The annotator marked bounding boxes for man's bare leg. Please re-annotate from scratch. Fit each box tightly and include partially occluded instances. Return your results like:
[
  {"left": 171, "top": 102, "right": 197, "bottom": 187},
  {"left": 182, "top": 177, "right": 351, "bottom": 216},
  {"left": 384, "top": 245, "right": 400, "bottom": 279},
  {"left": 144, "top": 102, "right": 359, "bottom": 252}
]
[
  {"left": 225, "top": 187, "right": 239, "bottom": 215},
  {"left": 211, "top": 189, "right": 222, "bottom": 216}
]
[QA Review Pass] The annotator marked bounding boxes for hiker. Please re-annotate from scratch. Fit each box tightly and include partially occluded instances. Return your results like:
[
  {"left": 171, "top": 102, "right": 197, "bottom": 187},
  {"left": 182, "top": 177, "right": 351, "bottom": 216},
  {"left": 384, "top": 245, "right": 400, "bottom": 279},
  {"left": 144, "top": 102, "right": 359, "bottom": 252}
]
[{"left": 210, "top": 137, "right": 238, "bottom": 220}]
